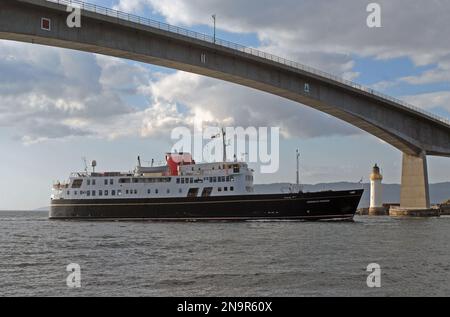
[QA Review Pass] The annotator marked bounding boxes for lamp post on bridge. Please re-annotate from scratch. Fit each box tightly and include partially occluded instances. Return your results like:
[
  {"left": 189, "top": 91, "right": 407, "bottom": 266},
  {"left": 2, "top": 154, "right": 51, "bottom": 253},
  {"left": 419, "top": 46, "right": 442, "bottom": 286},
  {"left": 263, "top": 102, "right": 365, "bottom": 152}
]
[
  {"left": 296, "top": 149, "right": 300, "bottom": 186},
  {"left": 212, "top": 14, "right": 216, "bottom": 43}
]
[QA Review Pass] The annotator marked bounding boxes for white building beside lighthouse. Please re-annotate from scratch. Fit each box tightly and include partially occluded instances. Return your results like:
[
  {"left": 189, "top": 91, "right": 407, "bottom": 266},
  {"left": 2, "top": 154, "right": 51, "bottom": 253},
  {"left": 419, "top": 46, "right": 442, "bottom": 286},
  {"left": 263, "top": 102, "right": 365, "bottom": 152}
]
[{"left": 369, "top": 164, "right": 387, "bottom": 215}]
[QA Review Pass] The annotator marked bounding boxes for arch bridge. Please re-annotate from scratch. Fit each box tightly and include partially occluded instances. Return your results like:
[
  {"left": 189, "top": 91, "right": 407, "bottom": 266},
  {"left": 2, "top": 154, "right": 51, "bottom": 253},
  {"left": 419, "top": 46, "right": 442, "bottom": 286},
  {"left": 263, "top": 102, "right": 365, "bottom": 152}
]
[{"left": 1, "top": 0, "right": 450, "bottom": 211}]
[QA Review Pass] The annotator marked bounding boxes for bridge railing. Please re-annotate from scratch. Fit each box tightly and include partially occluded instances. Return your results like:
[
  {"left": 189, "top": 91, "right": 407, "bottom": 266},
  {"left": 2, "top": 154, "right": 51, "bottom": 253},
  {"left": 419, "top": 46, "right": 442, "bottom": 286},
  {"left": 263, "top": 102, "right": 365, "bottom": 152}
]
[{"left": 45, "top": 0, "right": 450, "bottom": 126}]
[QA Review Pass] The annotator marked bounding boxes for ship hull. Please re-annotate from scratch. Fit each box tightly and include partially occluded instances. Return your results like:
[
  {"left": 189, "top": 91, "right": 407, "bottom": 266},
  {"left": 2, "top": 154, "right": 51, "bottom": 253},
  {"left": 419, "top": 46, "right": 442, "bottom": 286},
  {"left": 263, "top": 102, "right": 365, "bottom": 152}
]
[{"left": 49, "top": 189, "right": 363, "bottom": 221}]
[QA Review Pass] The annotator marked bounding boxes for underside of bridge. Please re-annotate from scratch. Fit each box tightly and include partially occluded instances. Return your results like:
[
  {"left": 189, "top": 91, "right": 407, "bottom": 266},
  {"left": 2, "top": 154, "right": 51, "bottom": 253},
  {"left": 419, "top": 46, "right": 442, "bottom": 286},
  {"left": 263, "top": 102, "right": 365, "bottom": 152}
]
[{"left": 1, "top": 0, "right": 450, "bottom": 212}]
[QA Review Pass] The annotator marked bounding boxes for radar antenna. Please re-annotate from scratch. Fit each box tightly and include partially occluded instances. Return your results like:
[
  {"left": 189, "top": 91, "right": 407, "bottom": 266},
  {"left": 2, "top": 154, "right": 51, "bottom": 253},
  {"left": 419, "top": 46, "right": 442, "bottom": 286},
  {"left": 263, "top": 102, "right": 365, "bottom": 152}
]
[{"left": 91, "top": 160, "right": 97, "bottom": 173}]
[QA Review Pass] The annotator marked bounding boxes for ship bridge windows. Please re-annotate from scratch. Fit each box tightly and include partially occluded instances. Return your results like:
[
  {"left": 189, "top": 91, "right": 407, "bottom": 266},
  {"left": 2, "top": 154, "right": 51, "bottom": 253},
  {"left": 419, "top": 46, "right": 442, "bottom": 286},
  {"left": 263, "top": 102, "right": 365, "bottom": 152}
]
[
  {"left": 111, "top": 190, "right": 116, "bottom": 196},
  {"left": 120, "top": 178, "right": 131, "bottom": 184},
  {"left": 131, "top": 177, "right": 171, "bottom": 184},
  {"left": 104, "top": 190, "right": 108, "bottom": 196},
  {"left": 180, "top": 178, "right": 193, "bottom": 184},
  {"left": 104, "top": 179, "right": 108, "bottom": 185},
  {"left": 71, "top": 179, "right": 83, "bottom": 189},
  {"left": 92, "top": 190, "right": 96, "bottom": 196},
  {"left": 99, "top": 190, "right": 103, "bottom": 196},
  {"left": 85, "top": 179, "right": 97, "bottom": 186}
]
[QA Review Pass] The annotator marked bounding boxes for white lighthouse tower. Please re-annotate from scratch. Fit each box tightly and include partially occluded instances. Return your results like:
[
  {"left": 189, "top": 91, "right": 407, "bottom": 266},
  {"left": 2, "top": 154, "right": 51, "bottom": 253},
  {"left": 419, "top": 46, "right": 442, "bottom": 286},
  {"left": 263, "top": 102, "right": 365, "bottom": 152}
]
[{"left": 369, "top": 164, "right": 386, "bottom": 215}]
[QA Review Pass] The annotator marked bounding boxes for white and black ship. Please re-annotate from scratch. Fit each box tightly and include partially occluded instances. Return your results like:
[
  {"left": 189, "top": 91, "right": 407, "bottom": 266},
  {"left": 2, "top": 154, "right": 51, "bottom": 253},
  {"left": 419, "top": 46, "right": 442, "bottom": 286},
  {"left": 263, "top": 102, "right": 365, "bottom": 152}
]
[{"left": 50, "top": 151, "right": 363, "bottom": 221}]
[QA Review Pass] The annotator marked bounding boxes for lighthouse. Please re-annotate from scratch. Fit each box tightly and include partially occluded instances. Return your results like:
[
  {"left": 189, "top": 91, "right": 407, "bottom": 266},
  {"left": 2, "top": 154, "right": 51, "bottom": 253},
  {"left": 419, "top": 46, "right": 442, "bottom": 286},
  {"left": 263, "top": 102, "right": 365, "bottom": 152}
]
[{"left": 369, "top": 164, "right": 387, "bottom": 215}]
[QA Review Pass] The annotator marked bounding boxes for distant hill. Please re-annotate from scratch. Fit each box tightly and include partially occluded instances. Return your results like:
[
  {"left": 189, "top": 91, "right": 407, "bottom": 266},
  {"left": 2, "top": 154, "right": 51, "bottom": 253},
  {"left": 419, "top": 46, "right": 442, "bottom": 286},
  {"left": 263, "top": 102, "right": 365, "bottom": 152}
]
[
  {"left": 254, "top": 182, "right": 450, "bottom": 208},
  {"left": 34, "top": 207, "right": 50, "bottom": 212}
]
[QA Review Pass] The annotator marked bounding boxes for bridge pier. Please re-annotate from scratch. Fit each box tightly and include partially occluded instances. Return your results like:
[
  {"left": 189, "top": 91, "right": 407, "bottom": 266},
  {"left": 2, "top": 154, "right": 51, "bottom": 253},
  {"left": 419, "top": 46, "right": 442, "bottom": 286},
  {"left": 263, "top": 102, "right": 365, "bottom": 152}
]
[
  {"left": 401, "top": 152, "right": 430, "bottom": 209},
  {"left": 390, "top": 153, "right": 440, "bottom": 217}
]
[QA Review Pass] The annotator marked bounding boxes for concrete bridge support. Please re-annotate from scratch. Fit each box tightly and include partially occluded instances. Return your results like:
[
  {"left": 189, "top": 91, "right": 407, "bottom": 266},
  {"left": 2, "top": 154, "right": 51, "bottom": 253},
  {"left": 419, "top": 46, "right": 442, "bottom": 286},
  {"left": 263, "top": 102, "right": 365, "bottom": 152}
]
[
  {"left": 400, "top": 153, "right": 430, "bottom": 209},
  {"left": 391, "top": 153, "right": 440, "bottom": 217}
]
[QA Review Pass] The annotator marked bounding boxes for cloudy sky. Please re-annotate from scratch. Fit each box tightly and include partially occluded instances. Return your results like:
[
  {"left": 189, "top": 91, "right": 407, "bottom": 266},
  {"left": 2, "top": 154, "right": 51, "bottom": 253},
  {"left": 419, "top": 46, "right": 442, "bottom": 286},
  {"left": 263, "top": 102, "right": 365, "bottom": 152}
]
[{"left": 1, "top": 0, "right": 450, "bottom": 209}]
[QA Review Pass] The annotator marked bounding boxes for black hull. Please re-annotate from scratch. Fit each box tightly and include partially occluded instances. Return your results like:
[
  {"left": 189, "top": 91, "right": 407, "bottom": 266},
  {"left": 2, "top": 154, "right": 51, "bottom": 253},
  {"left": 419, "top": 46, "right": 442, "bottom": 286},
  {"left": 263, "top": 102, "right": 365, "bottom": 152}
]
[{"left": 50, "top": 189, "right": 363, "bottom": 221}]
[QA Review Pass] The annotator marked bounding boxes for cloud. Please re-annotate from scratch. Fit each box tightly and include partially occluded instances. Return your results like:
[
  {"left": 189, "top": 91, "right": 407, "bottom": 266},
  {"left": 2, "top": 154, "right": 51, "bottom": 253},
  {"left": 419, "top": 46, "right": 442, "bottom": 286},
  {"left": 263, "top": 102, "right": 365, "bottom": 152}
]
[
  {"left": 0, "top": 41, "right": 361, "bottom": 145},
  {"left": 403, "top": 91, "right": 450, "bottom": 113},
  {"left": 399, "top": 56, "right": 450, "bottom": 85},
  {"left": 0, "top": 42, "right": 148, "bottom": 143},
  {"left": 140, "top": 71, "right": 360, "bottom": 139}
]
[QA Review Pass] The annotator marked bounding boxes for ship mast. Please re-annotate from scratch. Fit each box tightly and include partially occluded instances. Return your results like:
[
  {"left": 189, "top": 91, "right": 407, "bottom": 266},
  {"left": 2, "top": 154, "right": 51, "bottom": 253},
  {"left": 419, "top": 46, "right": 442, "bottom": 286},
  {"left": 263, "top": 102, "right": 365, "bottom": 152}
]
[
  {"left": 212, "top": 128, "right": 227, "bottom": 162},
  {"left": 82, "top": 157, "right": 88, "bottom": 174},
  {"left": 222, "top": 128, "right": 227, "bottom": 162}
]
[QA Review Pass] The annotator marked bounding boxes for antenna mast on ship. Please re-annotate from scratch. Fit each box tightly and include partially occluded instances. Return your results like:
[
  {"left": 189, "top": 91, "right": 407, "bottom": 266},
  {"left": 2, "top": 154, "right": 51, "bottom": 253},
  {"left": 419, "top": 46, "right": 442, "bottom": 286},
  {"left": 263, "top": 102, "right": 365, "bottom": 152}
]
[
  {"left": 222, "top": 128, "right": 227, "bottom": 162},
  {"left": 212, "top": 128, "right": 228, "bottom": 162},
  {"left": 82, "top": 157, "right": 88, "bottom": 174}
]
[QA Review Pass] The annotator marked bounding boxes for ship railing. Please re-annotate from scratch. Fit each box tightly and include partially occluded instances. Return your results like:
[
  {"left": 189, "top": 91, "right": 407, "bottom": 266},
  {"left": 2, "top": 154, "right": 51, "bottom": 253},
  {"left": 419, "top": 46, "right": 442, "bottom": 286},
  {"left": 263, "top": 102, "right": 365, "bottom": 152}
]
[
  {"left": 44, "top": 0, "right": 450, "bottom": 127},
  {"left": 70, "top": 172, "right": 88, "bottom": 177},
  {"left": 52, "top": 182, "right": 69, "bottom": 190}
]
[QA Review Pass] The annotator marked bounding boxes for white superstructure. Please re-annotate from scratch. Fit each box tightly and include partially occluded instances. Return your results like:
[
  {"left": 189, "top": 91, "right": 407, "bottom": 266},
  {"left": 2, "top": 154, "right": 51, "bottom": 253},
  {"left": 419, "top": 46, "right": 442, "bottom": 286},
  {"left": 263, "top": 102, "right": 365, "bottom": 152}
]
[{"left": 51, "top": 153, "right": 254, "bottom": 201}]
